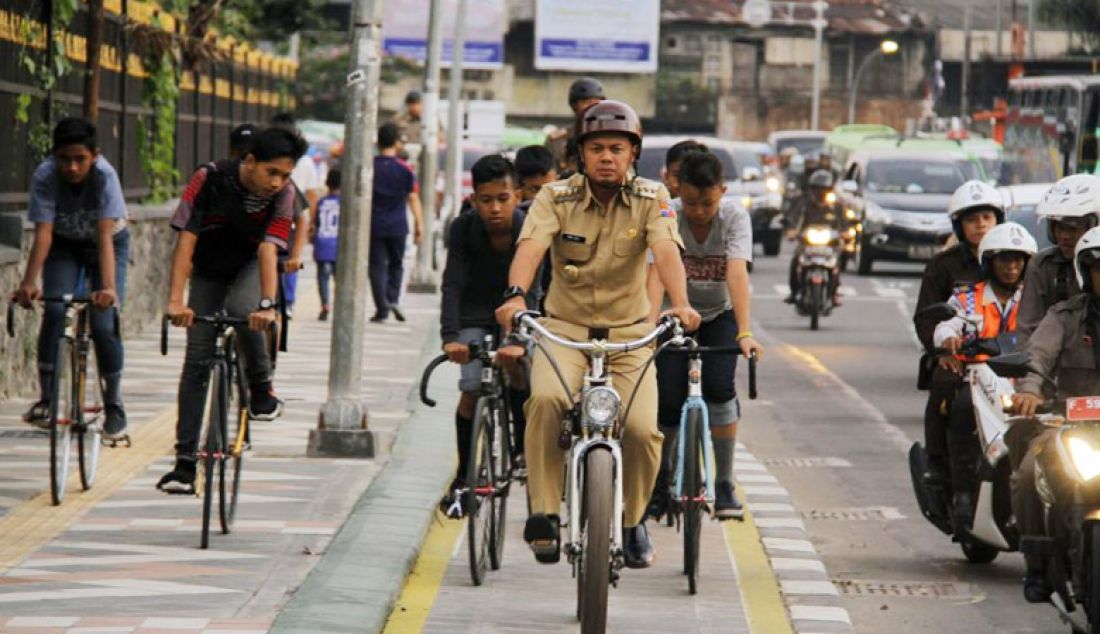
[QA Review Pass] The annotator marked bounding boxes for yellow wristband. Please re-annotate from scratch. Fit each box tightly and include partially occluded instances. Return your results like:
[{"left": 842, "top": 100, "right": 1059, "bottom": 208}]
[{"left": 736, "top": 331, "right": 753, "bottom": 342}]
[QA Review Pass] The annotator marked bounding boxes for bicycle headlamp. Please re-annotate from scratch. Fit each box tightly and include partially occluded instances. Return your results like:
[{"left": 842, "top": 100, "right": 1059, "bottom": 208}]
[{"left": 583, "top": 386, "right": 620, "bottom": 428}]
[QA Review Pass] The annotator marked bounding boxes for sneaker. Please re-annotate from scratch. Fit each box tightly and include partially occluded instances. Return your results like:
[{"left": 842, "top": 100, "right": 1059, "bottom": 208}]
[
  {"left": 623, "top": 522, "right": 655, "bottom": 568},
  {"left": 318, "top": 308, "right": 330, "bottom": 321},
  {"left": 391, "top": 306, "right": 406, "bottom": 322},
  {"left": 369, "top": 313, "right": 386, "bottom": 323},
  {"left": 715, "top": 480, "right": 744, "bottom": 520},
  {"left": 439, "top": 478, "right": 467, "bottom": 519},
  {"left": 783, "top": 294, "right": 796, "bottom": 304},
  {"left": 249, "top": 388, "right": 284, "bottom": 421},
  {"left": 156, "top": 459, "right": 197, "bottom": 494},
  {"left": 102, "top": 405, "right": 128, "bottom": 440},
  {"left": 1024, "top": 572, "right": 1053, "bottom": 604},
  {"left": 22, "top": 400, "right": 50, "bottom": 430}
]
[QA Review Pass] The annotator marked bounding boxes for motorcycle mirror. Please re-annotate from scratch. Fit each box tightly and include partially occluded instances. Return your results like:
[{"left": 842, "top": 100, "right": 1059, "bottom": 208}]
[
  {"left": 985, "top": 352, "right": 1033, "bottom": 379},
  {"left": 839, "top": 180, "right": 859, "bottom": 194},
  {"left": 915, "top": 302, "right": 957, "bottom": 323},
  {"left": 741, "top": 166, "right": 762, "bottom": 182}
]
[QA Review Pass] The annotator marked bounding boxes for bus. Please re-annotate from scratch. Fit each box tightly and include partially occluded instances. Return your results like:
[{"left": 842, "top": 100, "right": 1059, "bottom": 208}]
[{"left": 1003, "top": 75, "right": 1100, "bottom": 184}]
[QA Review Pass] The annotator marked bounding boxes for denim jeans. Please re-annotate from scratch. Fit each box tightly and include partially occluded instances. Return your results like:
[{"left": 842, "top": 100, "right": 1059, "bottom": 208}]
[
  {"left": 368, "top": 235, "right": 406, "bottom": 317},
  {"left": 175, "top": 260, "right": 271, "bottom": 458},
  {"left": 37, "top": 230, "right": 130, "bottom": 397},
  {"left": 316, "top": 260, "right": 335, "bottom": 307}
]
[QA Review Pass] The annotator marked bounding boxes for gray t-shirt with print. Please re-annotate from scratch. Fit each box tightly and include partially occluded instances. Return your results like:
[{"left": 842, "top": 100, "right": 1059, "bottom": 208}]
[{"left": 673, "top": 198, "right": 754, "bottom": 323}]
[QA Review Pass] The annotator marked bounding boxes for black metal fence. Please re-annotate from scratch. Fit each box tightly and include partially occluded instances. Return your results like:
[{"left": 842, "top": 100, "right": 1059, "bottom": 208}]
[{"left": 0, "top": 0, "right": 297, "bottom": 215}]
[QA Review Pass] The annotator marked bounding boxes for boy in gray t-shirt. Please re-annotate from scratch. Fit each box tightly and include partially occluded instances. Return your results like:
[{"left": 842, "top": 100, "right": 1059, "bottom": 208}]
[{"left": 646, "top": 150, "right": 764, "bottom": 520}]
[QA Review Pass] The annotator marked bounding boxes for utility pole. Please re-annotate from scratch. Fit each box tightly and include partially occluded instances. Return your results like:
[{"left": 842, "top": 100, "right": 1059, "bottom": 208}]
[
  {"left": 310, "top": 0, "right": 385, "bottom": 458},
  {"left": 962, "top": 5, "right": 971, "bottom": 119},
  {"left": 810, "top": 0, "right": 827, "bottom": 130},
  {"left": 408, "top": 0, "right": 443, "bottom": 293},
  {"left": 1027, "top": 0, "right": 1035, "bottom": 59},
  {"left": 442, "top": 0, "right": 468, "bottom": 222},
  {"left": 995, "top": 0, "right": 1003, "bottom": 57}
]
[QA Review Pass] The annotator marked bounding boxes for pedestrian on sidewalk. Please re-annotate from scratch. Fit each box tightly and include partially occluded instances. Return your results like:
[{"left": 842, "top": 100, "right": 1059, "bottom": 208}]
[
  {"left": 438, "top": 154, "right": 532, "bottom": 518},
  {"left": 158, "top": 126, "right": 306, "bottom": 493},
  {"left": 369, "top": 122, "right": 424, "bottom": 323},
  {"left": 313, "top": 169, "right": 341, "bottom": 321},
  {"left": 9, "top": 117, "right": 131, "bottom": 441},
  {"left": 271, "top": 113, "right": 319, "bottom": 317}
]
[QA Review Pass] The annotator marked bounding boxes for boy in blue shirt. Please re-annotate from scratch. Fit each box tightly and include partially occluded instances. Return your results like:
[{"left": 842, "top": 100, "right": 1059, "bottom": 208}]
[{"left": 313, "top": 169, "right": 341, "bottom": 320}]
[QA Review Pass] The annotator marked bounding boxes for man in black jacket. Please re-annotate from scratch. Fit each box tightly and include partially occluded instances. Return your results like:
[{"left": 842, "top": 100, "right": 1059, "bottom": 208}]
[{"left": 438, "top": 154, "right": 533, "bottom": 518}]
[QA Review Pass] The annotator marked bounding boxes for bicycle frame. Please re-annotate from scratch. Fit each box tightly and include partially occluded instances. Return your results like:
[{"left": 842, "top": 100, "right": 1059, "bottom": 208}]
[{"left": 674, "top": 354, "right": 717, "bottom": 506}]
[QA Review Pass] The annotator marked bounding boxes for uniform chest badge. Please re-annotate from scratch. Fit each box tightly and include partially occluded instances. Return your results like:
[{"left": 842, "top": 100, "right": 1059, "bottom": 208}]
[
  {"left": 626, "top": 228, "right": 637, "bottom": 238},
  {"left": 659, "top": 201, "right": 676, "bottom": 219},
  {"left": 563, "top": 264, "right": 580, "bottom": 281}
]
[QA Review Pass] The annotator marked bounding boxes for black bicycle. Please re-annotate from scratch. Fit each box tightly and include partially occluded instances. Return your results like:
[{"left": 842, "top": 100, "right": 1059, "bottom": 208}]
[
  {"left": 420, "top": 335, "right": 521, "bottom": 586},
  {"left": 160, "top": 312, "right": 277, "bottom": 549},
  {"left": 7, "top": 297, "right": 125, "bottom": 506}
]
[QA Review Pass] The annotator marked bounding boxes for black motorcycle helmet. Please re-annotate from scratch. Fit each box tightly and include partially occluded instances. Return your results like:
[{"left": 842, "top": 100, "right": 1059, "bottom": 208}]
[
  {"left": 568, "top": 77, "right": 605, "bottom": 107},
  {"left": 808, "top": 169, "right": 834, "bottom": 189}
]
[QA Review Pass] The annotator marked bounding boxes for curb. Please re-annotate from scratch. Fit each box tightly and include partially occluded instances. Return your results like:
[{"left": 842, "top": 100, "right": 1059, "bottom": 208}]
[{"left": 270, "top": 327, "right": 457, "bottom": 634}]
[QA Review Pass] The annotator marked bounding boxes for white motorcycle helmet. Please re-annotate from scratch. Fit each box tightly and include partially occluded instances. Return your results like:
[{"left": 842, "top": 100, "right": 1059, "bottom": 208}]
[
  {"left": 977, "top": 222, "right": 1038, "bottom": 271},
  {"left": 1073, "top": 225, "right": 1100, "bottom": 291},
  {"left": 948, "top": 180, "right": 1005, "bottom": 241},
  {"left": 789, "top": 154, "right": 805, "bottom": 175},
  {"left": 1035, "top": 174, "right": 1100, "bottom": 243}
]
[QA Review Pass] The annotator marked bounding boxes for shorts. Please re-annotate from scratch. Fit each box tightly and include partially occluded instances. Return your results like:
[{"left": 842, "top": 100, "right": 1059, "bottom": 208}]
[{"left": 457, "top": 327, "right": 494, "bottom": 392}]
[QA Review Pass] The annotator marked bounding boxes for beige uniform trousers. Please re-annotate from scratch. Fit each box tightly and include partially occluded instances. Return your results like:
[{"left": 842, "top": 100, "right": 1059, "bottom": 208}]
[{"left": 524, "top": 318, "right": 663, "bottom": 527}]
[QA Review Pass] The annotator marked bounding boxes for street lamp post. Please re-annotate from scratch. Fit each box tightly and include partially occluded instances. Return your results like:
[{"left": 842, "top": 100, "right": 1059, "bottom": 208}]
[
  {"left": 847, "top": 39, "right": 899, "bottom": 125},
  {"left": 810, "top": 0, "right": 828, "bottom": 130}
]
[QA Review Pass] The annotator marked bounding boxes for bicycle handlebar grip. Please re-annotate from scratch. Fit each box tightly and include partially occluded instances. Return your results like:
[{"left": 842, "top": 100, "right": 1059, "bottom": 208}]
[
  {"left": 748, "top": 351, "right": 758, "bottom": 400},
  {"left": 419, "top": 354, "right": 449, "bottom": 407},
  {"left": 5, "top": 303, "right": 14, "bottom": 338},
  {"left": 113, "top": 308, "right": 121, "bottom": 339},
  {"left": 160, "top": 315, "right": 169, "bottom": 356}
]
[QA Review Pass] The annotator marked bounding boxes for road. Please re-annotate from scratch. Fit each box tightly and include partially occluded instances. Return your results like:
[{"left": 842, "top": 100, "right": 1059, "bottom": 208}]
[{"left": 388, "top": 251, "right": 1068, "bottom": 633}]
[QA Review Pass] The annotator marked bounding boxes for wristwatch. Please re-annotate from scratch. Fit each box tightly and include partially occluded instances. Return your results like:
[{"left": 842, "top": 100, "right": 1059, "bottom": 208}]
[
  {"left": 502, "top": 285, "right": 526, "bottom": 301},
  {"left": 257, "top": 297, "right": 276, "bottom": 311}
]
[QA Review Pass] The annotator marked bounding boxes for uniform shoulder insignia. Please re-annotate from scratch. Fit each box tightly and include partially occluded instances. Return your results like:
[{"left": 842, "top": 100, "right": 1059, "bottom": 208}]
[
  {"left": 548, "top": 183, "right": 583, "bottom": 203},
  {"left": 629, "top": 179, "right": 659, "bottom": 200}
]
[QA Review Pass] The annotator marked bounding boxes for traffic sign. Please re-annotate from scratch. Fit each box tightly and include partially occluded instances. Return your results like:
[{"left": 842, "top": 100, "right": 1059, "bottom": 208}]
[{"left": 743, "top": 0, "right": 772, "bottom": 28}]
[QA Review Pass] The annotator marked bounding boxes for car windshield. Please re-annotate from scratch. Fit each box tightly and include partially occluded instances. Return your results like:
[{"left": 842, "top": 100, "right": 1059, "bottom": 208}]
[
  {"left": 865, "top": 159, "right": 966, "bottom": 195},
  {"left": 775, "top": 137, "right": 824, "bottom": 156},
  {"left": 637, "top": 145, "right": 740, "bottom": 182},
  {"left": 1008, "top": 204, "right": 1054, "bottom": 249}
]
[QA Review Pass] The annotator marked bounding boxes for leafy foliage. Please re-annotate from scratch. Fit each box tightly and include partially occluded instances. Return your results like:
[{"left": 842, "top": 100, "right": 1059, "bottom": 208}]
[
  {"left": 14, "top": 0, "right": 79, "bottom": 158},
  {"left": 137, "top": 47, "right": 180, "bottom": 203},
  {"left": 1038, "top": 0, "right": 1100, "bottom": 52}
]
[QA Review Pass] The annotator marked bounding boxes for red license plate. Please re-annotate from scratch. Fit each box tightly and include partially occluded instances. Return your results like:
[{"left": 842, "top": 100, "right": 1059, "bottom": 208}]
[{"left": 1067, "top": 397, "right": 1100, "bottom": 421}]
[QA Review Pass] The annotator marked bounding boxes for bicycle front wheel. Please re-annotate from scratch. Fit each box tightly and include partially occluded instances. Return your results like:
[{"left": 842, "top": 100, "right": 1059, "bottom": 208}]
[
  {"left": 467, "top": 397, "right": 496, "bottom": 585},
  {"left": 490, "top": 396, "right": 510, "bottom": 571},
  {"left": 219, "top": 335, "right": 246, "bottom": 533},
  {"left": 683, "top": 408, "right": 705, "bottom": 595},
  {"left": 78, "top": 344, "right": 102, "bottom": 490},
  {"left": 49, "top": 338, "right": 76, "bottom": 506},
  {"left": 578, "top": 447, "right": 613, "bottom": 634},
  {"left": 200, "top": 362, "right": 225, "bottom": 549}
]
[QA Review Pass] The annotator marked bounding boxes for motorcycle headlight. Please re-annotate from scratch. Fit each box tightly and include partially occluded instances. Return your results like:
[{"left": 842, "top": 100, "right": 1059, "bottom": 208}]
[
  {"left": 583, "top": 386, "right": 620, "bottom": 428},
  {"left": 825, "top": 191, "right": 837, "bottom": 205},
  {"left": 765, "top": 176, "right": 781, "bottom": 193},
  {"left": 1066, "top": 435, "right": 1100, "bottom": 481},
  {"left": 845, "top": 208, "right": 857, "bottom": 220},
  {"left": 805, "top": 227, "right": 833, "bottom": 246},
  {"left": 741, "top": 196, "right": 753, "bottom": 209}
]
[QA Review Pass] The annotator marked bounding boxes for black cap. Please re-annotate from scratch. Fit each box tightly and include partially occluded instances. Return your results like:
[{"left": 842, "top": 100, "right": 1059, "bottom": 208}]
[
  {"left": 568, "top": 77, "right": 605, "bottom": 105},
  {"left": 230, "top": 123, "right": 257, "bottom": 153},
  {"left": 405, "top": 90, "right": 423, "bottom": 104}
]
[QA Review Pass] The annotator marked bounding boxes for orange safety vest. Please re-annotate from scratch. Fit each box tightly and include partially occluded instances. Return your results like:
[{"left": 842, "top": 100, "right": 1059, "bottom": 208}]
[{"left": 954, "top": 281, "right": 1019, "bottom": 362}]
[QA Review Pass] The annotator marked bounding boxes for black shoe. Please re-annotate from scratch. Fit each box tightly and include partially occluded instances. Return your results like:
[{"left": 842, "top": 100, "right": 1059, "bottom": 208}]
[
  {"left": 439, "top": 478, "right": 467, "bottom": 519},
  {"left": 624, "top": 522, "right": 655, "bottom": 569},
  {"left": 22, "top": 400, "right": 50, "bottom": 430},
  {"left": 715, "top": 480, "right": 744, "bottom": 520},
  {"left": 524, "top": 514, "right": 561, "bottom": 564},
  {"left": 369, "top": 313, "right": 386, "bottom": 323},
  {"left": 922, "top": 458, "right": 950, "bottom": 490},
  {"left": 391, "top": 306, "right": 406, "bottom": 322},
  {"left": 783, "top": 294, "right": 796, "bottom": 304},
  {"left": 952, "top": 491, "right": 974, "bottom": 533},
  {"left": 248, "top": 387, "right": 283, "bottom": 421},
  {"left": 156, "top": 459, "right": 197, "bottom": 494},
  {"left": 1024, "top": 572, "right": 1053, "bottom": 603},
  {"left": 102, "top": 405, "right": 128, "bottom": 440},
  {"left": 646, "top": 470, "right": 671, "bottom": 521},
  {"left": 318, "top": 309, "right": 329, "bottom": 321}
]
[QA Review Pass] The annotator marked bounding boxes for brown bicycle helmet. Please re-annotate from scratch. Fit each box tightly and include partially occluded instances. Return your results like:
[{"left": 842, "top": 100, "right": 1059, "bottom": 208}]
[{"left": 576, "top": 100, "right": 643, "bottom": 147}]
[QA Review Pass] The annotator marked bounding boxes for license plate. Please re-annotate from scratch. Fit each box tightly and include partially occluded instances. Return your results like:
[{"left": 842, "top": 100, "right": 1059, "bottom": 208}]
[
  {"left": 1067, "top": 397, "right": 1100, "bottom": 422},
  {"left": 908, "top": 245, "right": 939, "bottom": 260}
]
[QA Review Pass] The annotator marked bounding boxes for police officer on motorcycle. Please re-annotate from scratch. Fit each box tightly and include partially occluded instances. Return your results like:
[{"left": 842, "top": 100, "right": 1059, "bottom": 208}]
[
  {"left": 784, "top": 169, "right": 844, "bottom": 305},
  {"left": 1010, "top": 227, "right": 1100, "bottom": 603}
]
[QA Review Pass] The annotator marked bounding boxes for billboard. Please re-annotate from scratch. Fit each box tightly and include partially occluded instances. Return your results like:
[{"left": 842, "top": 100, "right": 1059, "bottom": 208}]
[
  {"left": 382, "top": 0, "right": 506, "bottom": 69},
  {"left": 535, "top": 0, "right": 660, "bottom": 73}
]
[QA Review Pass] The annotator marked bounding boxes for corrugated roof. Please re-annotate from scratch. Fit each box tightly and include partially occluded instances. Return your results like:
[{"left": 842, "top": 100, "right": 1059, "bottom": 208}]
[{"left": 660, "top": 0, "right": 928, "bottom": 33}]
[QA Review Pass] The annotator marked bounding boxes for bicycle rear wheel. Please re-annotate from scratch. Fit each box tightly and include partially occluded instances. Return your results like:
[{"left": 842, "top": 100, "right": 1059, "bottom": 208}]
[
  {"left": 467, "top": 397, "right": 496, "bottom": 585},
  {"left": 490, "top": 396, "right": 510, "bottom": 571},
  {"left": 578, "top": 448, "right": 612, "bottom": 634},
  {"left": 200, "top": 363, "right": 225, "bottom": 549},
  {"left": 49, "top": 338, "right": 76, "bottom": 506},
  {"left": 78, "top": 344, "right": 102, "bottom": 490},
  {"left": 219, "top": 336, "right": 246, "bottom": 534},
  {"left": 683, "top": 408, "right": 705, "bottom": 595}
]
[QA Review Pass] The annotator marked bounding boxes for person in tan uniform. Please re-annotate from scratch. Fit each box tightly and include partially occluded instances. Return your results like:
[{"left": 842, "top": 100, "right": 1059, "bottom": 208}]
[
  {"left": 391, "top": 90, "right": 424, "bottom": 146},
  {"left": 496, "top": 100, "right": 700, "bottom": 569}
]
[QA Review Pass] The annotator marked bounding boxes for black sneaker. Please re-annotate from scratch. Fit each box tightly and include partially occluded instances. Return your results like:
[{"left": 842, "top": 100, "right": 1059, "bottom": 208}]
[
  {"left": 102, "top": 405, "right": 128, "bottom": 441},
  {"left": 249, "top": 388, "right": 283, "bottom": 421},
  {"left": 22, "top": 400, "right": 50, "bottom": 430},
  {"left": 391, "top": 306, "right": 406, "bottom": 322},
  {"left": 623, "top": 522, "right": 655, "bottom": 568},
  {"left": 156, "top": 459, "right": 197, "bottom": 494},
  {"left": 369, "top": 313, "right": 386, "bottom": 323},
  {"left": 439, "top": 478, "right": 467, "bottom": 519},
  {"left": 318, "top": 309, "right": 329, "bottom": 321},
  {"left": 715, "top": 480, "right": 744, "bottom": 520},
  {"left": 1024, "top": 572, "right": 1053, "bottom": 604}
]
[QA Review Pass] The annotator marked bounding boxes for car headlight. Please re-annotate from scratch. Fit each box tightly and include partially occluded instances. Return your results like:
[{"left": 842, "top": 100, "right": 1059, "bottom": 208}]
[
  {"left": 765, "top": 176, "right": 781, "bottom": 193},
  {"left": 1066, "top": 435, "right": 1100, "bottom": 482},
  {"left": 805, "top": 227, "right": 834, "bottom": 246},
  {"left": 741, "top": 196, "right": 753, "bottom": 209},
  {"left": 583, "top": 386, "right": 620, "bottom": 428}
]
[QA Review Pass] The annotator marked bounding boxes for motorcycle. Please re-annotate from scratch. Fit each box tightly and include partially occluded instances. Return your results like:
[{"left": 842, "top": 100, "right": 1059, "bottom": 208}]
[
  {"left": 987, "top": 352, "right": 1100, "bottom": 633},
  {"left": 908, "top": 302, "right": 1019, "bottom": 563},
  {"left": 793, "top": 225, "right": 841, "bottom": 330}
]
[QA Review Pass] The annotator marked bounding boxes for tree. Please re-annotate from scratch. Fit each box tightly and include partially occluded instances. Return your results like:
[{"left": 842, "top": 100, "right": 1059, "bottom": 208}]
[{"left": 1038, "top": 0, "right": 1100, "bottom": 52}]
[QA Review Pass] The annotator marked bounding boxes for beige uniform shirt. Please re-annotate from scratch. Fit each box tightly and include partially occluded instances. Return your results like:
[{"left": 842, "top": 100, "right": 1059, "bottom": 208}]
[
  {"left": 520, "top": 173, "right": 683, "bottom": 328},
  {"left": 391, "top": 110, "right": 422, "bottom": 145}
]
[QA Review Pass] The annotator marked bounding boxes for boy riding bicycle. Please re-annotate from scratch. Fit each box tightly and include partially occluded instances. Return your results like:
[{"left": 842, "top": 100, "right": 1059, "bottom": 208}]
[
  {"left": 157, "top": 126, "right": 306, "bottom": 493},
  {"left": 646, "top": 150, "right": 764, "bottom": 520},
  {"left": 11, "top": 118, "right": 131, "bottom": 441},
  {"left": 438, "top": 155, "right": 532, "bottom": 518}
]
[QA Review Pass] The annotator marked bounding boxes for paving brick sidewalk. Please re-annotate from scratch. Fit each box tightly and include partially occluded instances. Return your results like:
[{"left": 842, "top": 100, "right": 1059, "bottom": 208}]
[{"left": 0, "top": 267, "right": 440, "bottom": 634}]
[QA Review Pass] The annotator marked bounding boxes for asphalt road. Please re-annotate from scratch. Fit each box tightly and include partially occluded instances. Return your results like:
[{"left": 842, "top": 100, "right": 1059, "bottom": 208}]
[{"left": 743, "top": 248, "right": 1067, "bottom": 633}]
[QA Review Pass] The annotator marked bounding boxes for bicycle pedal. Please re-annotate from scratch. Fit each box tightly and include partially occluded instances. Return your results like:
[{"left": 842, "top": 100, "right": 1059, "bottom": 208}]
[
  {"left": 101, "top": 435, "right": 132, "bottom": 449},
  {"left": 158, "top": 485, "right": 196, "bottom": 496}
]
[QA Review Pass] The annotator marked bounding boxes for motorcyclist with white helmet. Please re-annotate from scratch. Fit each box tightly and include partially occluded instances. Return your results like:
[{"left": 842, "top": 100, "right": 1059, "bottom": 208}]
[
  {"left": 933, "top": 222, "right": 1037, "bottom": 530},
  {"left": 913, "top": 180, "right": 1004, "bottom": 489},
  {"left": 1009, "top": 226, "right": 1100, "bottom": 603},
  {"left": 1016, "top": 174, "right": 1100, "bottom": 345}
]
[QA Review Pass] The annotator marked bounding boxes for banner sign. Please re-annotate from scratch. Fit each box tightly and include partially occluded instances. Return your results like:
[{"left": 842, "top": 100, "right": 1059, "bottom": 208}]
[
  {"left": 535, "top": 0, "right": 660, "bottom": 73},
  {"left": 383, "top": 0, "right": 506, "bottom": 69}
]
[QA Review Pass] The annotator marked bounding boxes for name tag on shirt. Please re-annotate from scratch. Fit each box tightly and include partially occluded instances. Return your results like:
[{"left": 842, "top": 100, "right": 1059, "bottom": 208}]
[{"left": 562, "top": 234, "right": 586, "bottom": 244}]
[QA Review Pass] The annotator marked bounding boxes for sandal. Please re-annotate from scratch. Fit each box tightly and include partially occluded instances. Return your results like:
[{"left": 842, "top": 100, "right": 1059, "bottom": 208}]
[{"left": 524, "top": 513, "right": 561, "bottom": 564}]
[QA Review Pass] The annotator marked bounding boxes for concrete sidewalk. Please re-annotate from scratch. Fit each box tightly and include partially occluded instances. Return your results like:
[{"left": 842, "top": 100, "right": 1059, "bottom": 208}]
[{"left": 0, "top": 267, "right": 444, "bottom": 634}]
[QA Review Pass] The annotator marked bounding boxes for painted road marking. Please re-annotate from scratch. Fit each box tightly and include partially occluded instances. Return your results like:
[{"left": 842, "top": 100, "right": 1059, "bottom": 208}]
[
  {"left": 381, "top": 516, "right": 463, "bottom": 633},
  {"left": 723, "top": 505, "right": 795, "bottom": 634}
]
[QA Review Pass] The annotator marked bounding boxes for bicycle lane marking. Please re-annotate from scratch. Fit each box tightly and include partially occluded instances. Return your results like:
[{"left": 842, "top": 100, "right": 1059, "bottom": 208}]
[
  {"left": 723, "top": 508, "right": 796, "bottom": 634},
  {"left": 381, "top": 515, "right": 463, "bottom": 633},
  {"left": 0, "top": 407, "right": 176, "bottom": 572}
]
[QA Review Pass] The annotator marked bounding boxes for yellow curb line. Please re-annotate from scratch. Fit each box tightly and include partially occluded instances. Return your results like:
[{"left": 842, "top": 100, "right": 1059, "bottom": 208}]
[
  {"left": 724, "top": 506, "right": 796, "bottom": 634},
  {"left": 381, "top": 515, "right": 464, "bottom": 634},
  {"left": 0, "top": 407, "right": 177, "bottom": 573}
]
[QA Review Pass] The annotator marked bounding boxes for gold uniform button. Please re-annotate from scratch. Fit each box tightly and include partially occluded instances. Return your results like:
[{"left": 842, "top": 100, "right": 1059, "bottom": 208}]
[
  {"left": 563, "top": 264, "right": 579, "bottom": 281},
  {"left": 626, "top": 228, "right": 637, "bottom": 238}
]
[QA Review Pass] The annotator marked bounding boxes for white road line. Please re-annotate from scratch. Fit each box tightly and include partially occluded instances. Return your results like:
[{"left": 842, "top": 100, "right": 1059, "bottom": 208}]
[
  {"left": 780, "top": 580, "right": 840, "bottom": 596},
  {"left": 762, "top": 537, "right": 817, "bottom": 554},
  {"left": 895, "top": 299, "right": 923, "bottom": 351},
  {"left": 755, "top": 517, "right": 806, "bottom": 530},
  {"left": 773, "top": 284, "right": 791, "bottom": 296},
  {"left": 771, "top": 557, "right": 827, "bottom": 573},
  {"left": 874, "top": 286, "right": 907, "bottom": 298},
  {"left": 789, "top": 605, "right": 853, "bottom": 624}
]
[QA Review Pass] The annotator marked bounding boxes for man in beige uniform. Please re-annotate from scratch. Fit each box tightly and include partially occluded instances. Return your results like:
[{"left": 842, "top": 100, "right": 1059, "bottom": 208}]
[
  {"left": 497, "top": 100, "right": 700, "bottom": 568},
  {"left": 391, "top": 90, "right": 424, "bottom": 146}
]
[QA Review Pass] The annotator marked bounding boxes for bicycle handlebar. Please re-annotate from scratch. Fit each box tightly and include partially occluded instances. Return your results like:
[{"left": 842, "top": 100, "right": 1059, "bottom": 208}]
[
  {"left": 514, "top": 311, "right": 674, "bottom": 352},
  {"left": 662, "top": 341, "right": 759, "bottom": 400},
  {"left": 161, "top": 314, "right": 279, "bottom": 364},
  {"left": 7, "top": 297, "right": 119, "bottom": 338},
  {"left": 419, "top": 354, "right": 449, "bottom": 408}
]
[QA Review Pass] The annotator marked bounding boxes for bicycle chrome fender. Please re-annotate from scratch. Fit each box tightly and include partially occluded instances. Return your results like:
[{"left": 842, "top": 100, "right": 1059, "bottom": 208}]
[{"left": 566, "top": 437, "right": 625, "bottom": 564}]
